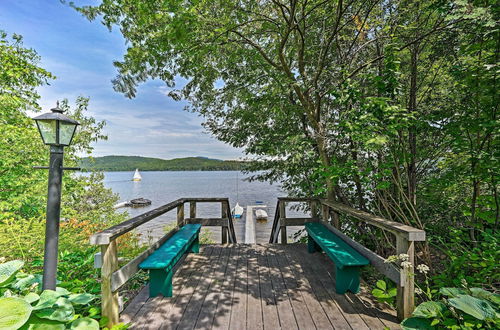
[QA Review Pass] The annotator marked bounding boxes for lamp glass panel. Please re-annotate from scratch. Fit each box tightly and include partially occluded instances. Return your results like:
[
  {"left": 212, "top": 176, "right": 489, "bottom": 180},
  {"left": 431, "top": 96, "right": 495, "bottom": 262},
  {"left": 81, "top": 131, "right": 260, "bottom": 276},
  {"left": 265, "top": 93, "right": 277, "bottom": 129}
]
[
  {"left": 36, "top": 120, "right": 56, "bottom": 144},
  {"left": 59, "top": 121, "right": 77, "bottom": 146}
]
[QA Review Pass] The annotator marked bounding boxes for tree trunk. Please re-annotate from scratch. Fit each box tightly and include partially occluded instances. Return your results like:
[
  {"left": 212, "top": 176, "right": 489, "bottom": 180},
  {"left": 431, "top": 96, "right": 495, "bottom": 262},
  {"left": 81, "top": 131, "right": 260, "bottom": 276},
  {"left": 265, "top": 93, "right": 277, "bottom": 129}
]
[{"left": 407, "top": 44, "right": 419, "bottom": 207}]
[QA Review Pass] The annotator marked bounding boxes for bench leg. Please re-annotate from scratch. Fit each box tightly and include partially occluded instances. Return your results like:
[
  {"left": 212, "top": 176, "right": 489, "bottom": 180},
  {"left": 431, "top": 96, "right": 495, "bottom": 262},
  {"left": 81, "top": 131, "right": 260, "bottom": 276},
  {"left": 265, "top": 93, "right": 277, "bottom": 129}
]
[
  {"left": 190, "top": 236, "right": 200, "bottom": 253},
  {"left": 149, "top": 269, "right": 173, "bottom": 297},
  {"left": 307, "top": 235, "right": 321, "bottom": 253},
  {"left": 335, "top": 266, "right": 361, "bottom": 294}
]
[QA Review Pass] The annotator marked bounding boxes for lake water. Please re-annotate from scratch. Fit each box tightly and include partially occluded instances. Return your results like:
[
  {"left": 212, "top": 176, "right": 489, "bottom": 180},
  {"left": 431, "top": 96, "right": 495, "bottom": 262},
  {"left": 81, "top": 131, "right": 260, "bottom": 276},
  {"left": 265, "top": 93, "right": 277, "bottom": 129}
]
[{"left": 103, "top": 171, "right": 304, "bottom": 243}]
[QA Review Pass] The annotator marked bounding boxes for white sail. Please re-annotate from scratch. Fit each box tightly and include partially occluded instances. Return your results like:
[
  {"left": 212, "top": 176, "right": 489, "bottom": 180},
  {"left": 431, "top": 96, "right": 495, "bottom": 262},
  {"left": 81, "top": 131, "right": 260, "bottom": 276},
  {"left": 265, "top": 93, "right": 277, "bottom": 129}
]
[
  {"left": 232, "top": 202, "right": 244, "bottom": 218},
  {"left": 132, "top": 169, "right": 142, "bottom": 181}
]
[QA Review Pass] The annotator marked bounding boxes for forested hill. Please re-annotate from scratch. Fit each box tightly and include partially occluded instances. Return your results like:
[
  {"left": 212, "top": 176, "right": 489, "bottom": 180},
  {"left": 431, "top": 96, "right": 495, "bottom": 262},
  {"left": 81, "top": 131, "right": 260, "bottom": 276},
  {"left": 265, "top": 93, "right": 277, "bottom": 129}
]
[{"left": 79, "top": 156, "right": 242, "bottom": 171}]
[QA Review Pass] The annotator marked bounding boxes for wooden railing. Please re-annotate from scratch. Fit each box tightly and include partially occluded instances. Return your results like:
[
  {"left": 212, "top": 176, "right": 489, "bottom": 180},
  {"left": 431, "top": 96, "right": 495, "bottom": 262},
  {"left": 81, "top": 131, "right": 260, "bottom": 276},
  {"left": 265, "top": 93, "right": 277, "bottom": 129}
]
[
  {"left": 90, "top": 197, "right": 236, "bottom": 327},
  {"left": 269, "top": 197, "right": 426, "bottom": 320}
]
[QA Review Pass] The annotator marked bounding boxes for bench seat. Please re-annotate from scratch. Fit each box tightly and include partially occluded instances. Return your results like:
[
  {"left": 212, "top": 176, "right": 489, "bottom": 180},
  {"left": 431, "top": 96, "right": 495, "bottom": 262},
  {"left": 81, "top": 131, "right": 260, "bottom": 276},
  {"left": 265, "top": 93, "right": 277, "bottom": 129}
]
[
  {"left": 139, "top": 224, "right": 201, "bottom": 297},
  {"left": 305, "top": 222, "right": 369, "bottom": 294}
]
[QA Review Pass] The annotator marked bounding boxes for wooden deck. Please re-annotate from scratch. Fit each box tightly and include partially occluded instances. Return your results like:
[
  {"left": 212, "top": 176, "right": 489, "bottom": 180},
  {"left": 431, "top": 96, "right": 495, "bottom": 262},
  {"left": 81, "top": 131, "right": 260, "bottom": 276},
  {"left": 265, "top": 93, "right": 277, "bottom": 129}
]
[{"left": 121, "top": 244, "right": 400, "bottom": 329}]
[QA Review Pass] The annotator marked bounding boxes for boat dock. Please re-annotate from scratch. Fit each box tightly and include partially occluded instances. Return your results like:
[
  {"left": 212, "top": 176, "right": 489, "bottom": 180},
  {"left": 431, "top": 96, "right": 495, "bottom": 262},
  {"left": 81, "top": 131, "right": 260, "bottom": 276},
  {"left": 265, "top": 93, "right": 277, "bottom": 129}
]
[{"left": 90, "top": 197, "right": 425, "bottom": 329}]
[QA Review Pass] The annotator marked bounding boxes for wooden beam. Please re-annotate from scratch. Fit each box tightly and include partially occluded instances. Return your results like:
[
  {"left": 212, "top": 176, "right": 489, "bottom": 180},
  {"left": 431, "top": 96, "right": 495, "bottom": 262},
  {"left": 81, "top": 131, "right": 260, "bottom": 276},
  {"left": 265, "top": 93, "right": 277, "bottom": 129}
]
[
  {"left": 279, "top": 201, "right": 287, "bottom": 244},
  {"left": 280, "top": 217, "right": 317, "bottom": 226},
  {"left": 321, "top": 200, "right": 425, "bottom": 241},
  {"left": 90, "top": 199, "right": 183, "bottom": 245},
  {"left": 185, "top": 218, "right": 229, "bottom": 226},
  {"left": 396, "top": 236, "right": 415, "bottom": 320},
  {"left": 177, "top": 203, "right": 185, "bottom": 227},
  {"left": 110, "top": 228, "right": 178, "bottom": 292},
  {"left": 101, "top": 241, "right": 119, "bottom": 327},
  {"left": 190, "top": 201, "right": 196, "bottom": 218}
]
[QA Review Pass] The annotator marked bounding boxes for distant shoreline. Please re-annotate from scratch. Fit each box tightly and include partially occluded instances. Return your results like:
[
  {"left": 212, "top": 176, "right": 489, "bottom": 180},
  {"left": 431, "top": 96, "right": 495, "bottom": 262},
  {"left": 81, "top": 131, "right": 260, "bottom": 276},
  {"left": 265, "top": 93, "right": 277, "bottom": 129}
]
[{"left": 79, "top": 155, "right": 243, "bottom": 172}]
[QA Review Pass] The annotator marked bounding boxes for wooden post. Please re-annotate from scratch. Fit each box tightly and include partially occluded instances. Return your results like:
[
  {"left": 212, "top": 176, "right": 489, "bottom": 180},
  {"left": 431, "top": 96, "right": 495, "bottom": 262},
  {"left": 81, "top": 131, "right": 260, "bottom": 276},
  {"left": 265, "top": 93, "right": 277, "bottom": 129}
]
[
  {"left": 321, "top": 204, "right": 330, "bottom": 222},
  {"left": 101, "top": 240, "right": 119, "bottom": 327},
  {"left": 310, "top": 200, "right": 318, "bottom": 220},
  {"left": 331, "top": 211, "right": 340, "bottom": 229},
  {"left": 190, "top": 201, "right": 196, "bottom": 218},
  {"left": 396, "top": 236, "right": 415, "bottom": 320},
  {"left": 177, "top": 203, "right": 184, "bottom": 227},
  {"left": 279, "top": 201, "right": 287, "bottom": 244},
  {"left": 221, "top": 202, "right": 228, "bottom": 244}
]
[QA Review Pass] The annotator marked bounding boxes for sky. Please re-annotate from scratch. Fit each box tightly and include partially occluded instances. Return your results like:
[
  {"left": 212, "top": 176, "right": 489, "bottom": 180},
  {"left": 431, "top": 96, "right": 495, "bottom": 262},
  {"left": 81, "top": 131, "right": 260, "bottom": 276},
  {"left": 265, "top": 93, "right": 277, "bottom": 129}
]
[{"left": 0, "top": 0, "right": 243, "bottom": 160}]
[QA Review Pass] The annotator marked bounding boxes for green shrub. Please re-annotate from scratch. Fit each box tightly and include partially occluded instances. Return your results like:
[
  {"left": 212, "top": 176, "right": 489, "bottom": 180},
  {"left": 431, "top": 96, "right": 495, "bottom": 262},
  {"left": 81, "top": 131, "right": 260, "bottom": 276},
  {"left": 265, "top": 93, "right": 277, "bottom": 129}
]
[
  {"left": 0, "top": 259, "right": 128, "bottom": 329},
  {"left": 401, "top": 285, "right": 500, "bottom": 329}
]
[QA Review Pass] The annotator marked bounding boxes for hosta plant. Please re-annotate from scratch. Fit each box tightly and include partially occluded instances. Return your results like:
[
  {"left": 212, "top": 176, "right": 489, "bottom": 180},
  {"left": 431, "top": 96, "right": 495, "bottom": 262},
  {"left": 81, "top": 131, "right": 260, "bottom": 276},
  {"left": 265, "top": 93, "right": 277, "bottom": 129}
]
[
  {"left": 0, "top": 259, "right": 118, "bottom": 329},
  {"left": 401, "top": 285, "right": 500, "bottom": 329}
]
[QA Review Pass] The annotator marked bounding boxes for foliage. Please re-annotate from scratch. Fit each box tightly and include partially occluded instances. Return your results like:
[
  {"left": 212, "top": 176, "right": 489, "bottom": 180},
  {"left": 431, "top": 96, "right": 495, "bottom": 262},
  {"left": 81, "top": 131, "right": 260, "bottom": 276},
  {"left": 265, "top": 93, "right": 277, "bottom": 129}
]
[
  {"left": 80, "top": 155, "right": 242, "bottom": 172},
  {"left": 401, "top": 285, "right": 500, "bottom": 329},
  {"left": 0, "top": 259, "right": 115, "bottom": 330},
  {"left": 432, "top": 229, "right": 499, "bottom": 290},
  {"left": 371, "top": 279, "right": 397, "bottom": 306},
  {"left": 75, "top": 0, "right": 500, "bottom": 301}
]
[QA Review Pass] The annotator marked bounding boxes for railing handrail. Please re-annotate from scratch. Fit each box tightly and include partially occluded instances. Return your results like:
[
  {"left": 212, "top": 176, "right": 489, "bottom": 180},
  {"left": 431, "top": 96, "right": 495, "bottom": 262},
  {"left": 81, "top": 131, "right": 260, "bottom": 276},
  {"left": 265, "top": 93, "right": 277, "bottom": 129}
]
[
  {"left": 90, "top": 197, "right": 232, "bottom": 245},
  {"left": 321, "top": 200, "right": 425, "bottom": 241}
]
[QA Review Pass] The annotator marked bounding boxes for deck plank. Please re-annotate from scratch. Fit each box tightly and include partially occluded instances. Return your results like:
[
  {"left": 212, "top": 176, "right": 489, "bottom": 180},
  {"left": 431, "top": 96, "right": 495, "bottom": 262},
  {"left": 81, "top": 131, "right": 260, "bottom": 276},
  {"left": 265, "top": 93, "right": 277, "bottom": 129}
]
[
  {"left": 212, "top": 246, "right": 242, "bottom": 330},
  {"left": 255, "top": 245, "right": 280, "bottom": 330},
  {"left": 194, "top": 245, "right": 234, "bottom": 329},
  {"left": 229, "top": 245, "right": 249, "bottom": 329},
  {"left": 266, "top": 247, "right": 298, "bottom": 330},
  {"left": 277, "top": 246, "right": 334, "bottom": 330},
  {"left": 283, "top": 245, "right": 352, "bottom": 330},
  {"left": 176, "top": 247, "right": 227, "bottom": 330},
  {"left": 161, "top": 247, "right": 222, "bottom": 330},
  {"left": 294, "top": 245, "right": 371, "bottom": 330},
  {"left": 246, "top": 247, "right": 263, "bottom": 330},
  {"left": 122, "top": 244, "right": 398, "bottom": 330},
  {"left": 130, "top": 246, "right": 212, "bottom": 330}
]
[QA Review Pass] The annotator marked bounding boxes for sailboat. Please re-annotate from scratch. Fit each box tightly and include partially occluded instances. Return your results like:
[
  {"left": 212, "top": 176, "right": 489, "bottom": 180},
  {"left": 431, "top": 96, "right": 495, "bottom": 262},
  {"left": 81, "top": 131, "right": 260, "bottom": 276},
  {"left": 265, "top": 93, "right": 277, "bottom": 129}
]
[
  {"left": 132, "top": 169, "right": 142, "bottom": 181},
  {"left": 232, "top": 202, "right": 244, "bottom": 219}
]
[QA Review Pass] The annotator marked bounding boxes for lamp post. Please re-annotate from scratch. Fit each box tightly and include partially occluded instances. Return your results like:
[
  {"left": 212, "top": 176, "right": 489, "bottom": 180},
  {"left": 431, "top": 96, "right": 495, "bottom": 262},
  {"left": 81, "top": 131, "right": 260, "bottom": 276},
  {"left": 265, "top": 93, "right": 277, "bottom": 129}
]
[{"left": 33, "top": 102, "right": 79, "bottom": 290}]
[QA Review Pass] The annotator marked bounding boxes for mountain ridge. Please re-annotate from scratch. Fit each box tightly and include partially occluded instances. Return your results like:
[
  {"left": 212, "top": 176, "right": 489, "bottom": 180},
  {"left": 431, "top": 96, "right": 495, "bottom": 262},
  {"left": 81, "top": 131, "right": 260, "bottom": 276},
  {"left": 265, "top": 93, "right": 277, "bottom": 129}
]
[{"left": 79, "top": 155, "right": 242, "bottom": 171}]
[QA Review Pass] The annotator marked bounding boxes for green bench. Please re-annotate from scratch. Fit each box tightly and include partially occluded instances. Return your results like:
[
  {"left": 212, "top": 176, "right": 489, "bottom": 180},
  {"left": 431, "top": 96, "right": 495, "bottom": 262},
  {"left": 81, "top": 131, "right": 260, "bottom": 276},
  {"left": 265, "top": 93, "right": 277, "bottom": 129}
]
[
  {"left": 305, "top": 222, "right": 369, "bottom": 294},
  {"left": 139, "top": 224, "right": 201, "bottom": 297}
]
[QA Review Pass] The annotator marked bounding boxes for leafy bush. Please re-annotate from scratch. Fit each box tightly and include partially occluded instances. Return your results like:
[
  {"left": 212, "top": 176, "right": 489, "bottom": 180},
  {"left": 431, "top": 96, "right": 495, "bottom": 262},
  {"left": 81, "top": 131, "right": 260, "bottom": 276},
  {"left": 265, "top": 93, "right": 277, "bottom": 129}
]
[
  {"left": 433, "top": 229, "right": 498, "bottom": 290},
  {"left": 401, "top": 285, "right": 500, "bottom": 329},
  {"left": 0, "top": 259, "right": 127, "bottom": 329}
]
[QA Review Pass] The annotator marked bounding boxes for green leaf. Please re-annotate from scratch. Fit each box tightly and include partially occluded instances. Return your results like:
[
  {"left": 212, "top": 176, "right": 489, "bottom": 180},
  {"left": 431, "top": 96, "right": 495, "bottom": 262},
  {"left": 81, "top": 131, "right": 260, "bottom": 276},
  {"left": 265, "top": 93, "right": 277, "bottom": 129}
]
[
  {"left": 0, "top": 260, "right": 24, "bottom": 286},
  {"left": 33, "top": 290, "right": 63, "bottom": 310},
  {"left": 68, "top": 293, "right": 95, "bottom": 305},
  {"left": 401, "top": 317, "right": 434, "bottom": 329},
  {"left": 19, "top": 315, "right": 66, "bottom": 330},
  {"left": 0, "top": 297, "right": 33, "bottom": 330},
  {"left": 470, "top": 288, "right": 500, "bottom": 306},
  {"left": 376, "top": 280, "right": 387, "bottom": 290},
  {"left": 35, "top": 297, "right": 74, "bottom": 322},
  {"left": 439, "top": 287, "right": 466, "bottom": 298},
  {"left": 412, "top": 301, "right": 447, "bottom": 319},
  {"left": 70, "top": 317, "right": 100, "bottom": 330},
  {"left": 448, "top": 294, "right": 497, "bottom": 320},
  {"left": 24, "top": 293, "right": 40, "bottom": 304},
  {"left": 12, "top": 275, "right": 42, "bottom": 291}
]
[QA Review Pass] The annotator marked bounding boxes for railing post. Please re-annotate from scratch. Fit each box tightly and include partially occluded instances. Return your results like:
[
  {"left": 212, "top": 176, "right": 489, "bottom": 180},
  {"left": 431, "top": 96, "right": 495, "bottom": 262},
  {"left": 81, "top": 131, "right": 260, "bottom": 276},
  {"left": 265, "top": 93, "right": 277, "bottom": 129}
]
[
  {"left": 331, "top": 211, "right": 340, "bottom": 229},
  {"left": 190, "top": 201, "right": 196, "bottom": 218},
  {"left": 321, "top": 204, "right": 330, "bottom": 222},
  {"left": 310, "top": 200, "right": 318, "bottom": 220},
  {"left": 177, "top": 203, "right": 185, "bottom": 227},
  {"left": 221, "top": 202, "right": 228, "bottom": 244},
  {"left": 101, "top": 240, "right": 119, "bottom": 327},
  {"left": 279, "top": 201, "right": 287, "bottom": 244},
  {"left": 396, "top": 235, "right": 415, "bottom": 320}
]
